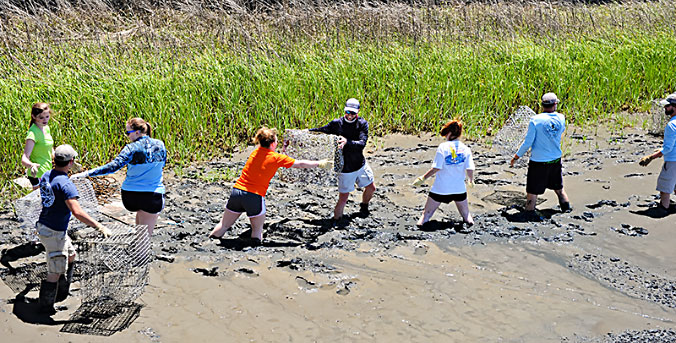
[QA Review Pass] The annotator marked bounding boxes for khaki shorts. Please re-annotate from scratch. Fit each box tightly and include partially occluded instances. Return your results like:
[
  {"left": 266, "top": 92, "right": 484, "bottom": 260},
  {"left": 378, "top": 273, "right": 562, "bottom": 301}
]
[
  {"left": 338, "top": 163, "right": 375, "bottom": 193},
  {"left": 657, "top": 161, "right": 676, "bottom": 194},
  {"left": 36, "top": 222, "right": 76, "bottom": 274}
]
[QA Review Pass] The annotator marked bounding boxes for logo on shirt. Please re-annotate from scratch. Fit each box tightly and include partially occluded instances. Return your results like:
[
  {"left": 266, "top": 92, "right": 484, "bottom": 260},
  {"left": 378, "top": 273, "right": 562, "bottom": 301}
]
[
  {"left": 445, "top": 153, "right": 466, "bottom": 165},
  {"left": 546, "top": 120, "right": 563, "bottom": 140},
  {"left": 39, "top": 178, "right": 55, "bottom": 208}
]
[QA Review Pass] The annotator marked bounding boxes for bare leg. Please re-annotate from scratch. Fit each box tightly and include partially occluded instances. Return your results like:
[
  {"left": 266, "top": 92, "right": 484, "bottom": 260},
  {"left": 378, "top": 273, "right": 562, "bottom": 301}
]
[
  {"left": 417, "top": 196, "right": 441, "bottom": 226},
  {"left": 661, "top": 191, "right": 671, "bottom": 209},
  {"left": 361, "top": 183, "right": 376, "bottom": 204},
  {"left": 334, "top": 192, "right": 350, "bottom": 220},
  {"left": 554, "top": 188, "right": 570, "bottom": 206},
  {"left": 525, "top": 193, "right": 538, "bottom": 211},
  {"left": 210, "top": 210, "right": 241, "bottom": 238},
  {"left": 249, "top": 214, "right": 266, "bottom": 240},
  {"left": 137, "top": 210, "right": 160, "bottom": 235},
  {"left": 454, "top": 199, "right": 473, "bottom": 225}
]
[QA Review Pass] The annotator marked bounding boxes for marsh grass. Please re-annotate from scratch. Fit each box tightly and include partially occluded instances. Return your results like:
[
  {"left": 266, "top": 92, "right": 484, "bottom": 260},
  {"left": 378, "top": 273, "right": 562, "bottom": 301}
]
[{"left": 1, "top": 0, "right": 675, "bottom": 207}]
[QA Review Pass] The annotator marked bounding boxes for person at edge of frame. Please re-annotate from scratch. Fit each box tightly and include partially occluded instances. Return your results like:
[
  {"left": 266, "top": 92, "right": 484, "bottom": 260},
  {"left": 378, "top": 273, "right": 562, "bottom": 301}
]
[
  {"left": 638, "top": 93, "right": 676, "bottom": 216},
  {"left": 36, "top": 144, "right": 111, "bottom": 315},
  {"left": 309, "top": 98, "right": 377, "bottom": 221},
  {"left": 510, "top": 92, "right": 571, "bottom": 220}
]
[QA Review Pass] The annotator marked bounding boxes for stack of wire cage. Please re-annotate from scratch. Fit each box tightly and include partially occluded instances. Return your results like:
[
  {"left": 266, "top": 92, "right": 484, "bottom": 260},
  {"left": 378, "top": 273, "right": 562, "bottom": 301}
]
[
  {"left": 279, "top": 129, "right": 344, "bottom": 185},
  {"left": 492, "top": 105, "right": 535, "bottom": 167}
]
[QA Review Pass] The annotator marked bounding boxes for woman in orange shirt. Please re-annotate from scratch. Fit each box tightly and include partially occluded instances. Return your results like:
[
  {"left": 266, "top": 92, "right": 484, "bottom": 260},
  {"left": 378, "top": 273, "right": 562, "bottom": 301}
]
[{"left": 209, "top": 127, "right": 332, "bottom": 245}]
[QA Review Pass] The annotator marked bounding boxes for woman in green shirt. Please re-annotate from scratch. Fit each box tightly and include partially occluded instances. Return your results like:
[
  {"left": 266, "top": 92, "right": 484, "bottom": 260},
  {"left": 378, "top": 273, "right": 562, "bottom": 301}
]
[{"left": 21, "top": 103, "right": 54, "bottom": 186}]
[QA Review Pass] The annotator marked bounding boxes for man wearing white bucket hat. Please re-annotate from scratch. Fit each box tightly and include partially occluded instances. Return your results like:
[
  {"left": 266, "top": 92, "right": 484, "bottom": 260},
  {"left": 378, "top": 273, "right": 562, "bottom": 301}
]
[
  {"left": 310, "top": 98, "right": 376, "bottom": 221},
  {"left": 510, "top": 92, "right": 571, "bottom": 218},
  {"left": 638, "top": 93, "right": 676, "bottom": 216}
]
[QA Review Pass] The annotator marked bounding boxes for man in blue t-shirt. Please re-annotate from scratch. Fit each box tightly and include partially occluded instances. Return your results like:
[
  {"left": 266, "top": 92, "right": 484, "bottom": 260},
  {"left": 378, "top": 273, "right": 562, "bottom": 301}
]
[
  {"left": 310, "top": 98, "right": 377, "bottom": 221},
  {"left": 510, "top": 93, "right": 571, "bottom": 217},
  {"left": 639, "top": 93, "right": 676, "bottom": 216},
  {"left": 36, "top": 144, "right": 111, "bottom": 315}
]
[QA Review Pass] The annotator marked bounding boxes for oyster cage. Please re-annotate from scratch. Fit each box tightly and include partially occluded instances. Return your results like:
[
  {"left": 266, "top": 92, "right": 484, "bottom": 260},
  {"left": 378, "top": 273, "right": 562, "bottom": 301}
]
[
  {"left": 14, "top": 177, "right": 100, "bottom": 242},
  {"left": 648, "top": 99, "right": 668, "bottom": 136},
  {"left": 78, "top": 224, "right": 152, "bottom": 305},
  {"left": 493, "top": 105, "right": 535, "bottom": 167},
  {"left": 279, "top": 129, "right": 344, "bottom": 185}
]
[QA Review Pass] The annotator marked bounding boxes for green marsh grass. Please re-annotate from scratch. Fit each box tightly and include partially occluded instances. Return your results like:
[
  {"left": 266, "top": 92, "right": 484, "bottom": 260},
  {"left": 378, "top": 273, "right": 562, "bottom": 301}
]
[{"left": 1, "top": 0, "right": 675, "bottom": 208}]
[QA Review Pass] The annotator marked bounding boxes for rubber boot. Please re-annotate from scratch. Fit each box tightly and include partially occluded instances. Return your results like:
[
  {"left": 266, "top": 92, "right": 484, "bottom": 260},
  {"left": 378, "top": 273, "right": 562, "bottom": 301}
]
[
  {"left": 56, "top": 262, "right": 74, "bottom": 302},
  {"left": 39, "top": 280, "right": 57, "bottom": 315},
  {"left": 560, "top": 202, "right": 572, "bottom": 213}
]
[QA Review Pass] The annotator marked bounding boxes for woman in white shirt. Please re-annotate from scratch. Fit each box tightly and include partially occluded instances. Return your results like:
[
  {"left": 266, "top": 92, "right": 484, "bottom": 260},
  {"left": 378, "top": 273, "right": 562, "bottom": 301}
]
[{"left": 413, "top": 119, "right": 475, "bottom": 227}]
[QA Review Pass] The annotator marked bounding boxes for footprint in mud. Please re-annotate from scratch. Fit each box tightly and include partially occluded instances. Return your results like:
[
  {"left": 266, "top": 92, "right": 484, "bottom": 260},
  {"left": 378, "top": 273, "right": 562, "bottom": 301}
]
[
  {"left": 336, "top": 281, "right": 355, "bottom": 296},
  {"left": 236, "top": 268, "right": 259, "bottom": 277},
  {"left": 482, "top": 190, "right": 545, "bottom": 207},
  {"left": 296, "top": 276, "right": 317, "bottom": 291},
  {"left": 414, "top": 243, "right": 428, "bottom": 255}
]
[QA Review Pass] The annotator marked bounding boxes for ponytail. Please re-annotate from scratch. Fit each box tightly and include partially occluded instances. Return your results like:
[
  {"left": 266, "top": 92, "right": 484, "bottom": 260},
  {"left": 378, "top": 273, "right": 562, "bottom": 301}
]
[
  {"left": 127, "top": 117, "right": 152, "bottom": 137},
  {"left": 440, "top": 119, "right": 463, "bottom": 140}
]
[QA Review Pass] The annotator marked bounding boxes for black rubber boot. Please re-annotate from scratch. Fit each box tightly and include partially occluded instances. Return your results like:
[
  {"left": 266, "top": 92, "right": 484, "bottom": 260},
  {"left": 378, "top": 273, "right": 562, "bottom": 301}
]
[
  {"left": 560, "top": 202, "right": 572, "bottom": 213},
  {"left": 56, "top": 262, "right": 74, "bottom": 302},
  {"left": 358, "top": 203, "right": 370, "bottom": 217},
  {"left": 39, "top": 280, "right": 57, "bottom": 315}
]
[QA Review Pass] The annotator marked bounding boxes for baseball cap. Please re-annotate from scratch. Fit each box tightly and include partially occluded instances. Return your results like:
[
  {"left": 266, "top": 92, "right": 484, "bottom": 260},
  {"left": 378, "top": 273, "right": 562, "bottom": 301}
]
[
  {"left": 54, "top": 144, "right": 78, "bottom": 162},
  {"left": 659, "top": 93, "right": 676, "bottom": 106},
  {"left": 344, "top": 98, "right": 360, "bottom": 114},
  {"left": 541, "top": 93, "right": 559, "bottom": 106}
]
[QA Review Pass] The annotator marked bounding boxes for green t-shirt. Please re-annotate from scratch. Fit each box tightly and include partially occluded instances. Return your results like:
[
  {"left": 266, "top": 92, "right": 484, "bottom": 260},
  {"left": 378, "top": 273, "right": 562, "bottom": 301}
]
[{"left": 25, "top": 124, "right": 54, "bottom": 178}]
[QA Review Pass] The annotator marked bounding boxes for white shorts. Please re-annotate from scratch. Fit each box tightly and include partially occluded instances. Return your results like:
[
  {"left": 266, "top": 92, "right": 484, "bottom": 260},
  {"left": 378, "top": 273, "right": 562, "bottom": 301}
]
[
  {"left": 338, "top": 163, "right": 375, "bottom": 193},
  {"left": 657, "top": 161, "right": 676, "bottom": 194}
]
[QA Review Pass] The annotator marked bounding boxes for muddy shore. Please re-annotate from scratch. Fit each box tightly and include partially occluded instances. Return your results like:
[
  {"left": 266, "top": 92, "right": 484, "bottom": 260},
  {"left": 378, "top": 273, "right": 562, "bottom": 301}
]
[{"left": 1, "top": 128, "right": 676, "bottom": 342}]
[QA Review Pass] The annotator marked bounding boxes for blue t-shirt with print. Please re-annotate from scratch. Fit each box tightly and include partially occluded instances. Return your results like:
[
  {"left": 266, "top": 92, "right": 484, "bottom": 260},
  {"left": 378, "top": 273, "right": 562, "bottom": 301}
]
[{"left": 38, "top": 169, "right": 79, "bottom": 232}]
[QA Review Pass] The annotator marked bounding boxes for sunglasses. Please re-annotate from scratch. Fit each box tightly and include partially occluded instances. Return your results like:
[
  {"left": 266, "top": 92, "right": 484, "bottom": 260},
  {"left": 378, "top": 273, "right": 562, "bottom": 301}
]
[
  {"left": 345, "top": 111, "right": 358, "bottom": 116},
  {"left": 125, "top": 129, "right": 137, "bottom": 135}
]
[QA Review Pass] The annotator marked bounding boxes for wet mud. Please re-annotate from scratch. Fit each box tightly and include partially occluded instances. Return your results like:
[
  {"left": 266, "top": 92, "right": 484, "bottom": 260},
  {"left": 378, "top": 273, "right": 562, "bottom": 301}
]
[{"left": 1, "top": 127, "right": 676, "bottom": 342}]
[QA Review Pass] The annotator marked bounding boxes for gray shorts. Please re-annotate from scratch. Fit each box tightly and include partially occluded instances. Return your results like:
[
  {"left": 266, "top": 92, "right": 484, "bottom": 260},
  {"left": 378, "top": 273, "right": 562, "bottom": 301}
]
[
  {"left": 36, "top": 222, "right": 76, "bottom": 274},
  {"left": 226, "top": 188, "right": 266, "bottom": 218},
  {"left": 656, "top": 161, "right": 676, "bottom": 194},
  {"left": 337, "top": 163, "right": 375, "bottom": 193}
]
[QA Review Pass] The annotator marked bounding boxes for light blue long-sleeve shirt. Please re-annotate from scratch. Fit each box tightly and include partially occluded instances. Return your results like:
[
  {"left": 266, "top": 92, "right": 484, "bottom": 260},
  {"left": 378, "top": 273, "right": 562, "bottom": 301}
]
[
  {"left": 87, "top": 136, "right": 167, "bottom": 193},
  {"left": 662, "top": 116, "right": 676, "bottom": 161},
  {"left": 516, "top": 112, "right": 565, "bottom": 162}
]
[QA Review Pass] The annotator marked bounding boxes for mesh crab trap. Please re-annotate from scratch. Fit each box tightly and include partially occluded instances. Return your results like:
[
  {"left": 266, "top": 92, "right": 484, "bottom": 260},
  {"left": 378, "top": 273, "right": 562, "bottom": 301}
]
[
  {"left": 14, "top": 177, "right": 100, "bottom": 242},
  {"left": 78, "top": 224, "right": 152, "bottom": 305},
  {"left": 279, "top": 129, "right": 344, "bottom": 185},
  {"left": 647, "top": 99, "right": 669, "bottom": 136},
  {"left": 493, "top": 106, "right": 535, "bottom": 167}
]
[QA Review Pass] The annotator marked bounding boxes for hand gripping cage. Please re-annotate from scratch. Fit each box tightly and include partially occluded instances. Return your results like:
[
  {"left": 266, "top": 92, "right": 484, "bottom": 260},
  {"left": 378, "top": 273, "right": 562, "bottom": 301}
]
[
  {"left": 78, "top": 224, "right": 151, "bottom": 305},
  {"left": 279, "top": 129, "right": 344, "bottom": 185},
  {"left": 14, "top": 177, "right": 100, "bottom": 242},
  {"left": 493, "top": 105, "right": 535, "bottom": 166}
]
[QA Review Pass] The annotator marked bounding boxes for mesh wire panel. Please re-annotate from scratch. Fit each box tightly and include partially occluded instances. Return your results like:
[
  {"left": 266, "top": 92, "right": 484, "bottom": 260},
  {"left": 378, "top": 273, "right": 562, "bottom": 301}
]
[
  {"left": 493, "top": 106, "right": 535, "bottom": 166},
  {"left": 14, "top": 178, "right": 99, "bottom": 242},
  {"left": 278, "top": 129, "right": 343, "bottom": 185},
  {"left": 648, "top": 100, "right": 668, "bottom": 136},
  {"left": 78, "top": 224, "right": 151, "bottom": 304}
]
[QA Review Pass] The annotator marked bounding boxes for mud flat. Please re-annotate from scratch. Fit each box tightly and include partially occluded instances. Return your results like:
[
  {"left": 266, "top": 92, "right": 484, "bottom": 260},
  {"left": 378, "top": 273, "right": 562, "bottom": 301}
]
[{"left": 1, "top": 128, "right": 675, "bottom": 342}]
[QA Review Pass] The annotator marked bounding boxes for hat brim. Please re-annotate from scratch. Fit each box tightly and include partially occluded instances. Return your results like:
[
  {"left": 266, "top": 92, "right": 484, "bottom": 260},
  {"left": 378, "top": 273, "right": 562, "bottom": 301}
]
[{"left": 660, "top": 99, "right": 671, "bottom": 106}]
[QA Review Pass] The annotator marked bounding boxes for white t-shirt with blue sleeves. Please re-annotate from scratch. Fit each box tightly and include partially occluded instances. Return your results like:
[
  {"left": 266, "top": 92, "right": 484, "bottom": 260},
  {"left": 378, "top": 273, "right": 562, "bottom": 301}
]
[
  {"left": 516, "top": 112, "right": 565, "bottom": 162},
  {"left": 430, "top": 140, "right": 475, "bottom": 195}
]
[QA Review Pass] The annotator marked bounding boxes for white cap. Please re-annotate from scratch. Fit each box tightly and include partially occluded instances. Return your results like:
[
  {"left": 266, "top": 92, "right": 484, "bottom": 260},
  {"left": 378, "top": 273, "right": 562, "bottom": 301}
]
[
  {"left": 54, "top": 144, "right": 78, "bottom": 162},
  {"left": 659, "top": 93, "right": 676, "bottom": 106},
  {"left": 541, "top": 93, "right": 559, "bottom": 106},
  {"left": 344, "top": 98, "right": 360, "bottom": 114}
]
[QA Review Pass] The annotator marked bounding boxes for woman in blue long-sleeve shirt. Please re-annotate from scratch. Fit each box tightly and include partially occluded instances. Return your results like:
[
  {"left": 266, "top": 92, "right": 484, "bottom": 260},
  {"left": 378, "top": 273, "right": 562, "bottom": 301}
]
[{"left": 74, "top": 117, "right": 167, "bottom": 234}]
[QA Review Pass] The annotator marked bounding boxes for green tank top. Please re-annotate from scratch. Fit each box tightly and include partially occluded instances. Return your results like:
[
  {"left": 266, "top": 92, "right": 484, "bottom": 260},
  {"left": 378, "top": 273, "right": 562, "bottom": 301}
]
[{"left": 25, "top": 124, "right": 54, "bottom": 178}]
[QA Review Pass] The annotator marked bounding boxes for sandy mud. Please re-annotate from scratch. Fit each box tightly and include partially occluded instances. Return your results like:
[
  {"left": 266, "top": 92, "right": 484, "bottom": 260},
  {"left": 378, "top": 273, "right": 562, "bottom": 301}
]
[{"left": 1, "top": 127, "right": 675, "bottom": 342}]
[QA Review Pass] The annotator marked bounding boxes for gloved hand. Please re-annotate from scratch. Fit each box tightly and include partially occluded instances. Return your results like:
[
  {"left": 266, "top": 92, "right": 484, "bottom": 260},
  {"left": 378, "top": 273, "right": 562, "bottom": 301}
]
[
  {"left": 639, "top": 155, "right": 654, "bottom": 167},
  {"left": 96, "top": 224, "right": 112, "bottom": 238},
  {"left": 71, "top": 161, "right": 84, "bottom": 173},
  {"left": 467, "top": 180, "right": 475, "bottom": 188},
  {"left": 318, "top": 159, "right": 334, "bottom": 169},
  {"left": 71, "top": 172, "right": 88, "bottom": 179},
  {"left": 29, "top": 163, "right": 39, "bottom": 177},
  {"left": 412, "top": 176, "right": 426, "bottom": 187}
]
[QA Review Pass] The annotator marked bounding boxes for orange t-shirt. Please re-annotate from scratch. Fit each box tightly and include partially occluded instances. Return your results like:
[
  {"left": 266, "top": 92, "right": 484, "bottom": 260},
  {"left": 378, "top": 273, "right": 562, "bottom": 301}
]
[{"left": 234, "top": 147, "right": 296, "bottom": 196}]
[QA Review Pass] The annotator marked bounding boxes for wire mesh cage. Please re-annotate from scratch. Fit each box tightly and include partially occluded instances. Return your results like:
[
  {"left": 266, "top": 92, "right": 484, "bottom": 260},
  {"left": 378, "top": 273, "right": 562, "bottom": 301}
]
[
  {"left": 78, "top": 224, "right": 151, "bottom": 305},
  {"left": 493, "top": 105, "right": 535, "bottom": 167},
  {"left": 647, "top": 99, "right": 668, "bottom": 136},
  {"left": 279, "top": 129, "right": 344, "bottom": 185},
  {"left": 14, "top": 177, "right": 100, "bottom": 242}
]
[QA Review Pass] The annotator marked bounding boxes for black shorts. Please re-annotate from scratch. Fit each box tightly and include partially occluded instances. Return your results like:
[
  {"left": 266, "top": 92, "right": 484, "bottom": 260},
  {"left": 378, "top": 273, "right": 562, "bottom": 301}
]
[
  {"left": 28, "top": 177, "right": 39, "bottom": 186},
  {"left": 429, "top": 192, "right": 467, "bottom": 203},
  {"left": 526, "top": 159, "right": 563, "bottom": 195},
  {"left": 226, "top": 188, "right": 266, "bottom": 217},
  {"left": 121, "top": 190, "right": 165, "bottom": 214}
]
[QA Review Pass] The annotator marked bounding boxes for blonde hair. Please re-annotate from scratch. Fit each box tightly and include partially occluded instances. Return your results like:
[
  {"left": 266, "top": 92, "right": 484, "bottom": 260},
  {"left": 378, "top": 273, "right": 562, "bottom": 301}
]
[
  {"left": 254, "top": 127, "right": 278, "bottom": 148},
  {"left": 30, "top": 103, "right": 50, "bottom": 127},
  {"left": 127, "top": 117, "right": 152, "bottom": 137},
  {"left": 440, "top": 119, "right": 463, "bottom": 140}
]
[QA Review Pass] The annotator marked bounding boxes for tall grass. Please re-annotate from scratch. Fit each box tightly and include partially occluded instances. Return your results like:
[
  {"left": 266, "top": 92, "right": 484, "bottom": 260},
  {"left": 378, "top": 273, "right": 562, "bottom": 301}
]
[{"left": 1, "top": 0, "right": 675, "bottom": 208}]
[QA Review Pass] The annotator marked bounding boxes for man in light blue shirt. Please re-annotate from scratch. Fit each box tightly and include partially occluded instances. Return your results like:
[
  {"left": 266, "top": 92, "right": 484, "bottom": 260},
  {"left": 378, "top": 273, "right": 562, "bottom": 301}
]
[
  {"left": 510, "top": 93, "right": 571, "bottom": 215},
  {"left": 639, "top": 93, "right": 676, "bottom": 215}
]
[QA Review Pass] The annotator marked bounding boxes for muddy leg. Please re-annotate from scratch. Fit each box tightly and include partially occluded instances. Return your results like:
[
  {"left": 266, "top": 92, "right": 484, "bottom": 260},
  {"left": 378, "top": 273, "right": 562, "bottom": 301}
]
[
  {"left": 661, "top": 192, "right": 671, "bottom": 209},
  {"left": 417, "top": 196, "right": 441, "bottom": 226},
  {"left": 361, "top": 183, "right": 376, "bottom": 205},
  {"left": 454, "top": 199, "right": 473, "bottom": 225},
  {"left": 210, "top": 210, "right": 241, "bottom": 238},
  {"left": 525, "top": 193, "right": 538, "bottom": 211},
  {"left": 249, "top": 214, "right": 266, "bottom": 240},
  {"left": 137, "top": 210, "right": 160, "bottom": 235},
  {"left": 334, "top": 192, "right": 350, "bottom": 220}
]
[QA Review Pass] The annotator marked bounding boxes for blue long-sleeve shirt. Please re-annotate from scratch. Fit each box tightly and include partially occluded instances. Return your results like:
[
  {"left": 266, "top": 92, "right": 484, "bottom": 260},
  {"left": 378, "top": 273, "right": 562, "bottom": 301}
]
[
  {"left": 87, "top": 136, "right": 167, "bottom": 193},
  {"left": 516, "top": 112, "right": 566, "bottom": 162},
  {"left": 662, "top": 116, "right": 676, "bottom": 162},
  {"left": 310, "top": 117, "right": 369, "bottom": 173}
]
